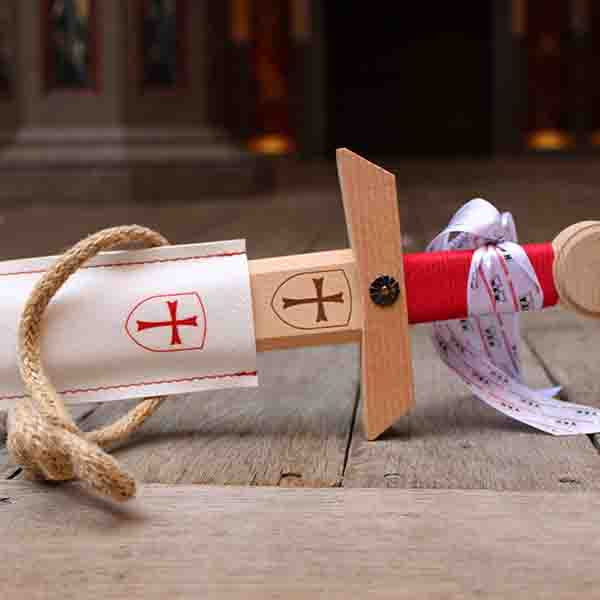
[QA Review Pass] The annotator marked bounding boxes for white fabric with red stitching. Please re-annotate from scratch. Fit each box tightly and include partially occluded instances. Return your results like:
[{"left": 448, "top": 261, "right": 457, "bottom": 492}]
[
  {"left": 429, "top": 198, "right": 600, "bottom": 435},
  {"left": 0, "top": 239, "right": 258, "bottom": 407}
]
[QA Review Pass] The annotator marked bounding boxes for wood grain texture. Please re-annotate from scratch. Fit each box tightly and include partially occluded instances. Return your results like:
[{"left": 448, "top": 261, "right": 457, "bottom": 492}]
[
  {"left": 337, "top": 149, "right": 414, "bottom": 440},
  {"left": 3, "top": 481, "right": 600, "bottom": 599},
  {"left": 343, "top": 322, "right": 600, "bottom": 489},
  {"left": 66, "top": 344, "right": 359, "bottom": 486},
  {"left": 251, "top": 249, "right": 361, "bottom": 351}
]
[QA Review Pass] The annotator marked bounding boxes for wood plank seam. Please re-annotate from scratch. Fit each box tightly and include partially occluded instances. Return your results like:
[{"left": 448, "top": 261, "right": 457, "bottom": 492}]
[
  {"left": 340, "top": 382, "right": 362, "bottom": 485},
  {"left": 523, "top": 334, "right": 600, "bottom": 453}
]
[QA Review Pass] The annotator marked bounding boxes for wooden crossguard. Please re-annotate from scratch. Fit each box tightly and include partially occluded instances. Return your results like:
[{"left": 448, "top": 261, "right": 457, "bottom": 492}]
[
  {"left": 250, "top": 149, "right": 411, "bottom": 440},
  {"left": 248, "top": 149, "right": 600, "bottom": 440}
]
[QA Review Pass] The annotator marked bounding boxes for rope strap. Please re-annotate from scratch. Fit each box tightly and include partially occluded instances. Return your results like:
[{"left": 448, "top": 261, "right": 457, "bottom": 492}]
[{"left": 6, "top": 225, "right": 169, "bottom": 501}]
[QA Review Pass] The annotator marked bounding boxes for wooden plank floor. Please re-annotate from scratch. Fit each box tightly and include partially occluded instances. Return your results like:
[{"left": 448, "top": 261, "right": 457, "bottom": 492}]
[
  {"left": 524, "top": 308, "right": 600, "bottom": 450},
  {"left": 344, "top": 323, "right": 600, "bottom": 490},
  {"left": 3, "top": 481, "right": 600, "bottom": 599},
  {"left": 4, "top": 158, "right": 600, "bottom": 595},
  {"left": 74, "top": 344, "right": 360, "bottom": 487},
  {"left": 3, "top": 158, "right": 600, "bottom": 489}
]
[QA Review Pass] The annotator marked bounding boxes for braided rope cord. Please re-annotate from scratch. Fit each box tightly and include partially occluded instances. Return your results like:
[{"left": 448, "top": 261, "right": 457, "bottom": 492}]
[{"left": 6, "top": 225, "right": 169, "bottom": 501}]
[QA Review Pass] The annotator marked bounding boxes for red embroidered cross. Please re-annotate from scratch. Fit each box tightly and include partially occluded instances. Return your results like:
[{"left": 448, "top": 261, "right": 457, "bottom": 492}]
[{"left": 136, "top": 300, "right": 198, "bottom": 346}]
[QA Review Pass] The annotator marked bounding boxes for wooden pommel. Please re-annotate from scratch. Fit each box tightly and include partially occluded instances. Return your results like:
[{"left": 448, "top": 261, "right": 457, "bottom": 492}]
[{"left": 552, "top": 221, "right": 600, "bottom": 318}]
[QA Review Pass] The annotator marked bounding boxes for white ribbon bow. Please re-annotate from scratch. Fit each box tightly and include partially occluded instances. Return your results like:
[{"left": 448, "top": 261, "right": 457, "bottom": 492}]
[{"left": 429, "top": 198, "right": 600, "bottom": 435}]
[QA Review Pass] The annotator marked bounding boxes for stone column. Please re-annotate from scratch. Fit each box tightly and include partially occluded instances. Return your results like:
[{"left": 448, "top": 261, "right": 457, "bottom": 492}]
[{"left": 0, "top": 0, "right": 267, "bottom": 203}]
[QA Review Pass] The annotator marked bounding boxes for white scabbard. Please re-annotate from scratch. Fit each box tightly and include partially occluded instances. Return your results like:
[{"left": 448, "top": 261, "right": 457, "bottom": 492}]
[{"left": 0, "top": 240, "right": 258, "bottom": 407}]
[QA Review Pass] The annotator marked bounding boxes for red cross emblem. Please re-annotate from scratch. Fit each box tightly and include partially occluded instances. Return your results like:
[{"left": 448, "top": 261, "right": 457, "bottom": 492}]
[{"left": 125, "top": 292, "right": 207, "bottom": 352}]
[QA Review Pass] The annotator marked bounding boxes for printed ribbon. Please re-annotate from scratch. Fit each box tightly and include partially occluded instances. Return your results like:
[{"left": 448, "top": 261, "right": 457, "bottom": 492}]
[{"left": 428, "top": 198, "right": 600, "bottom": 434}]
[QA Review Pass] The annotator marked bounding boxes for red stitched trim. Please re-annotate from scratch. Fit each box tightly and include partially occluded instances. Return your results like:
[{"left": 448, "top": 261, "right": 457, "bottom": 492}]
[
  {"left": 0, "top": 250, "right": 246, "bottom": 277},
  {"left": 0, "top": 370, "right": 258, "bottom": 402}
]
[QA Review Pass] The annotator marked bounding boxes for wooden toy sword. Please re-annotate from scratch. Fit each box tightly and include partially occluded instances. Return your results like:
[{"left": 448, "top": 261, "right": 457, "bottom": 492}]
[
  {"left": 2, "top": 149, "right": 599, "bottom": 444},
  {"left": 4, "top": 148, "right": 600, "bottom": 502}
]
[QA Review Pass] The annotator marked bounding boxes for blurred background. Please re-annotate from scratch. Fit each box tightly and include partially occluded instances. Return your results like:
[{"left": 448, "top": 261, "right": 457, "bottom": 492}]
[{"left": 0, "top": 1, "right": 599, "bottom": 261}]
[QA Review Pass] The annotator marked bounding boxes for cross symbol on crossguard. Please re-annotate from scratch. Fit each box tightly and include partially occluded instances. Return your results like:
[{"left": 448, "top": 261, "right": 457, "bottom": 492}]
[{"left": 282, "top": 277, "right": 344, "bottom": 323}]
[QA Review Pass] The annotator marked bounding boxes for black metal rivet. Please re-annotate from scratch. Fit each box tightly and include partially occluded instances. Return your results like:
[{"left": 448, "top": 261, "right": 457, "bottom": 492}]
[{"left": 369, "top": 275, "right": 400, "bottom": 306}]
